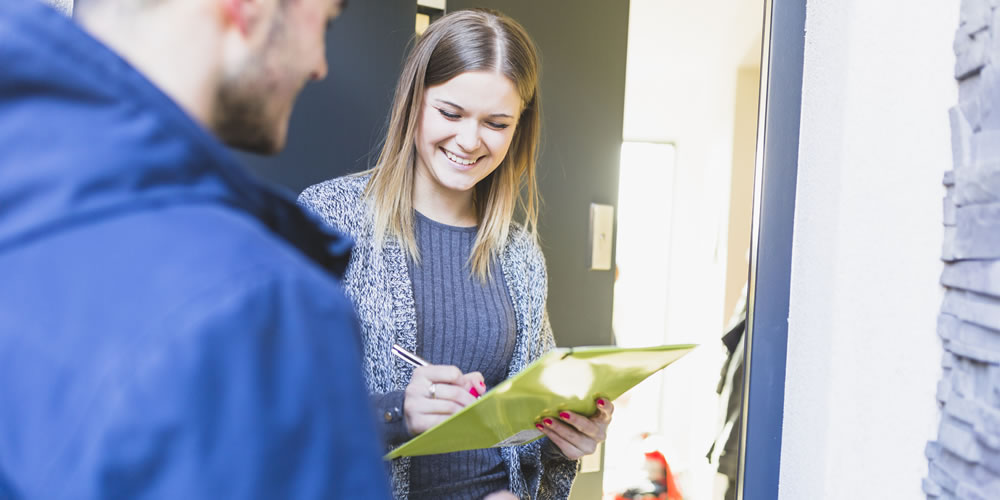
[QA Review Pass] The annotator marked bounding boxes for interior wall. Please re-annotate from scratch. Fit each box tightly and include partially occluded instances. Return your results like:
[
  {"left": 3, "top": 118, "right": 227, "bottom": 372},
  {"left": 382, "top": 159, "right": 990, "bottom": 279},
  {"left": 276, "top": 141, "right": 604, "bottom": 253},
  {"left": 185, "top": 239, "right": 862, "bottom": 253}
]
[
  {"left": 618, "top": 2, "right": 765, "bottom": 498},
  {"left": 623, "top": 0, "right": 764, "bottom": 346},
  {"left": 779, "top": 1, "right": 958, "bottom": 497},
  {"left": 237, "top": 0, "right": 415, "bottom": 194}
]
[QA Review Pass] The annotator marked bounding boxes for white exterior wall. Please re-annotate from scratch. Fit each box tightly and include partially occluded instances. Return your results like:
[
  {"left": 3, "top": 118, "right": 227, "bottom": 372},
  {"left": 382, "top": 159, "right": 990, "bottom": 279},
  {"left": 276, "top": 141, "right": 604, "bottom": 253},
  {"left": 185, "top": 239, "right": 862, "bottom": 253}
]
[{"left": 778, "top": 1, "right": 959, "bottom": 498}]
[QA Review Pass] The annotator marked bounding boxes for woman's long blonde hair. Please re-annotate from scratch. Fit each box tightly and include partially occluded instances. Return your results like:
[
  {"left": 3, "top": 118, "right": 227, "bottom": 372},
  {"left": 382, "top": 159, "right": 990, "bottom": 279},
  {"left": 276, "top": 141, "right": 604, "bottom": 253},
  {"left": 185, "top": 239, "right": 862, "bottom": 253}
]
[{"left": 363, "top": 8, "right": 541, "bottom": 281}]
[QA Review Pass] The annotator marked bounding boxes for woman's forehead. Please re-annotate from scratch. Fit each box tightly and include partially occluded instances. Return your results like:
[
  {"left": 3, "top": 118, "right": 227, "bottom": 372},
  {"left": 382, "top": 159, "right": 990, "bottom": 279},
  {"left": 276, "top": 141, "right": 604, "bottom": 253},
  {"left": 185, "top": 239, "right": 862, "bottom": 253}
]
[{"left": 425, "top": 71, "right": 521, "bottom": 114}]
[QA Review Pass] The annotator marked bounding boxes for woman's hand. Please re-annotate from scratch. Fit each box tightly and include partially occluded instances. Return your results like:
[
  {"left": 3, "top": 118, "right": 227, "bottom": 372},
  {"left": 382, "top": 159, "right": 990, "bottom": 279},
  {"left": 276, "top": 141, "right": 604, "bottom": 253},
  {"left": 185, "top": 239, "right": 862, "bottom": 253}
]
[
  {"left": 536, "top": 397, "right": 615, "bottom": 460},
  {"left": 483, "top": 491, "right": 518, "bottom": 500},
  {"left": 404, "top": 364, "right": 486, "bottom": 436}
]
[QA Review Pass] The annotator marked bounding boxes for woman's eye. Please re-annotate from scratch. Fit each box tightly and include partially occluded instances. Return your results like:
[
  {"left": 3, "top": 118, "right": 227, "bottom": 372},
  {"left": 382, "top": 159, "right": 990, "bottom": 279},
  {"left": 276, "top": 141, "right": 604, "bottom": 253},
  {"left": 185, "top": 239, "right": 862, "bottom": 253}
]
[
  {"left": 438, "top": 109, "right": 460, "bottom": 119},
  {"left": 486, "top": 122, "right": 510, "bottom": 130}
]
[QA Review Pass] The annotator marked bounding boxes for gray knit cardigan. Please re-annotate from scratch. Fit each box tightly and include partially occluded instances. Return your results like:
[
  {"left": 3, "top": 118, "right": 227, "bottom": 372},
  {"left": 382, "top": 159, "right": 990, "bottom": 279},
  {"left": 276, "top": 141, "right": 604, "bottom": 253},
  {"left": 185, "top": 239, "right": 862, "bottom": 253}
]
[{"left": 298, "top": 174, "right": 578, "bottom": 499}]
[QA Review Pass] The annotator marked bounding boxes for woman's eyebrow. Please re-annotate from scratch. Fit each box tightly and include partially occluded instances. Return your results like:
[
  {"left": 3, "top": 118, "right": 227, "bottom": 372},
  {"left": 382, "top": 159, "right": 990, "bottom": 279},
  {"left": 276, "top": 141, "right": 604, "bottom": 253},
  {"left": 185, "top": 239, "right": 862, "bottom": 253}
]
[{"left": 435, "top": 99, "right": 514, "bottom": 119}]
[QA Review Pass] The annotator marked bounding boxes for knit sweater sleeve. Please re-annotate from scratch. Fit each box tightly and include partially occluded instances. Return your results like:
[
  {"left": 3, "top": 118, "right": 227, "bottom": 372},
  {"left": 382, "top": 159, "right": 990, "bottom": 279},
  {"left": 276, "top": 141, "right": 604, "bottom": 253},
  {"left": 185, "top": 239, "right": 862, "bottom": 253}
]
[{"left": 370, "top": 390, "right": 411, "bottom": 446}]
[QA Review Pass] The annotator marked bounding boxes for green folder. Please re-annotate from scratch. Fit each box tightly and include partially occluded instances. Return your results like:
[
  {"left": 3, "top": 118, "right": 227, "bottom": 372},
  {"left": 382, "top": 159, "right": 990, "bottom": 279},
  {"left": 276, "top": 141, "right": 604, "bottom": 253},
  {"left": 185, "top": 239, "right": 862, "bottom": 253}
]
[{"left": 386, "top": 343, "right": 696, "bottom": 459}]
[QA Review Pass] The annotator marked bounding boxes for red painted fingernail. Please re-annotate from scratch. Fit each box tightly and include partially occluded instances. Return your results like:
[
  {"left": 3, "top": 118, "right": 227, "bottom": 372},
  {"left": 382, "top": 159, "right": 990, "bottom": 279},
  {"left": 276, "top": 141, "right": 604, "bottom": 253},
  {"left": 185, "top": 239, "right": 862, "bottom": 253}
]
[
  {"left": 543, "top": 418, "right": 553, "bottom": 426},
  {"left": 536, "top": 423, "right": 544, "bottom": 430},
  {"left": 560, "top": 412, "right": 571, "bottom": 419},
  {"left": 470, "top": 387, "right": 480, "bottom": 397},
  {"left": 597, "top": 399, "right": 606, "bottom": 407},
  {"left": 479, "top": 381, "right": 486, "bottom": 388}
]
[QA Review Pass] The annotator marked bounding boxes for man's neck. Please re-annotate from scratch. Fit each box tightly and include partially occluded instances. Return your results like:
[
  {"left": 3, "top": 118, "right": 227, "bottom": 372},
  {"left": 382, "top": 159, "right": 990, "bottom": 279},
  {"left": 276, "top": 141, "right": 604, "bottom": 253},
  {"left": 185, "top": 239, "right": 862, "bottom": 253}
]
[{"left": 75, "top": 3, "right": 222, "bottom": 127}]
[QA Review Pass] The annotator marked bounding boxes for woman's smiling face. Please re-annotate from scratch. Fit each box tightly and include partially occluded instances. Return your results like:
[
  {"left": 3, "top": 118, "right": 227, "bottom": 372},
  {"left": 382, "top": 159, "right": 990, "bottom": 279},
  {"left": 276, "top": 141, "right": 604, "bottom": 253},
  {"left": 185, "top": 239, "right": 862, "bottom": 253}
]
[{"left": 413, "top": 71, "right": 522, "bottom": 198}]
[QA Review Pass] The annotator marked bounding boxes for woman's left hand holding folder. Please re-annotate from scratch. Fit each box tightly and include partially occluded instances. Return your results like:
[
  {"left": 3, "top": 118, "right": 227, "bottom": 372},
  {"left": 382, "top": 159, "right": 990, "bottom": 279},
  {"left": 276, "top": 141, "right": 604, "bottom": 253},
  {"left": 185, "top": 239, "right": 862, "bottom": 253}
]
[{"left": 535, "top": 397, "right": 615, "bottom": 460}]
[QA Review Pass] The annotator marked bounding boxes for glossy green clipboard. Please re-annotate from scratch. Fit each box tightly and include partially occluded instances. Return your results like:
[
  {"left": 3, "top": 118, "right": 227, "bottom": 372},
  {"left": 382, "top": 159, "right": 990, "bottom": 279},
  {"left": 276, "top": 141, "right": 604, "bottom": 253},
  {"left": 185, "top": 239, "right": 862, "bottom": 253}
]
[{"left": 385, "top": 343, "right": 696, "bottom": 459}]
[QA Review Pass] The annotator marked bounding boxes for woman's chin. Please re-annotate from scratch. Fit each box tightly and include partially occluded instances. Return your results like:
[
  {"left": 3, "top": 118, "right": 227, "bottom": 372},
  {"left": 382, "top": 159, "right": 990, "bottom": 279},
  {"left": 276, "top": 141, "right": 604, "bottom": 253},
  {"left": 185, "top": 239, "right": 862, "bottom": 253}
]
[
  {"left": 444, "top": 183, "right": 477, "bottom": 194},
  {"left": 436, "top": 175, "right": 480, "bottom": 194}
]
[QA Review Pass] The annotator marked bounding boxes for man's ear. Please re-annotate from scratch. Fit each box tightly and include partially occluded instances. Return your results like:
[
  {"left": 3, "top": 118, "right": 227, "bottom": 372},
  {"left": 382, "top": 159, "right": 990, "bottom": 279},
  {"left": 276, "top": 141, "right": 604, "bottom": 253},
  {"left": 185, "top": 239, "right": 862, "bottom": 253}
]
[{"left": 219, "top": 0, "right": 263, "bottom": 37}]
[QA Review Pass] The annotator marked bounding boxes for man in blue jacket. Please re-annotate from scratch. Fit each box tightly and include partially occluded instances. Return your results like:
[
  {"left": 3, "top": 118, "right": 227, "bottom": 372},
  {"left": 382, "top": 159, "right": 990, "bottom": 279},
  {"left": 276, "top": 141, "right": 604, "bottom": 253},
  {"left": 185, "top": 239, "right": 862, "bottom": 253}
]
[{"left": 0, "top": 0, "right": 392, "bottom": 498}]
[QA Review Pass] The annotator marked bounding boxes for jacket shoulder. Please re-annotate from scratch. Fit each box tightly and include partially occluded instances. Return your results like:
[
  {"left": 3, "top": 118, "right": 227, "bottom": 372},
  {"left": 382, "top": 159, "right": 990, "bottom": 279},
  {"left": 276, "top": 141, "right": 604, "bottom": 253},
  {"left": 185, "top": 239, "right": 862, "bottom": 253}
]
[{"left": 0, "top": 203, "right": 392, "bottom": 499}]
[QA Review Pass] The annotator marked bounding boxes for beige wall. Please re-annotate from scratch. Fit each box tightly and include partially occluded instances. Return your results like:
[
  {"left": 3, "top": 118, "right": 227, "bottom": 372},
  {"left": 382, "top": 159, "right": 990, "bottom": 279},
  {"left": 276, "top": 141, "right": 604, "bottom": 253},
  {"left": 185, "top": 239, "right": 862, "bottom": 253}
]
[
  {"left": 612, "top": 1, "right": 765, "bottom": 498},
  {"left": 722, "top": 64, "right": 760, "bottom": 325}
]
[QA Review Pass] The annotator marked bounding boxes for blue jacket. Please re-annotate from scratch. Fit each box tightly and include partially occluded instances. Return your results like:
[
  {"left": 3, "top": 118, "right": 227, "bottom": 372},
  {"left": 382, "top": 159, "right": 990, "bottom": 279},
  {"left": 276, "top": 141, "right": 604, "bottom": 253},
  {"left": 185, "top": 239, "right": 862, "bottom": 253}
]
[{"left": 0, "top": 2, "right": 390, "bottom": 499}]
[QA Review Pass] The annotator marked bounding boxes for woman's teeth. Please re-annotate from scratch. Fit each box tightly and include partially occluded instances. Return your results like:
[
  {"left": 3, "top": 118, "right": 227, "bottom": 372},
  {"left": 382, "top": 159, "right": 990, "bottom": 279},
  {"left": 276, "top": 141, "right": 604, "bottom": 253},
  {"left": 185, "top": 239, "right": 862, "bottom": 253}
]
[{"left": 444, "top": 149, "right": 476, "bottom": 166}]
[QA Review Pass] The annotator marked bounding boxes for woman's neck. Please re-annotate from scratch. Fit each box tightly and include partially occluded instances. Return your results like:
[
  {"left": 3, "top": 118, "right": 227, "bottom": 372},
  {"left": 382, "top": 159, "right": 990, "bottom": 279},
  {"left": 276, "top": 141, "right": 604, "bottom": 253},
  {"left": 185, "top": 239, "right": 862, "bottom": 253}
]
[{"left": 412, "top": 171, "right": 478, "bottom": 227}]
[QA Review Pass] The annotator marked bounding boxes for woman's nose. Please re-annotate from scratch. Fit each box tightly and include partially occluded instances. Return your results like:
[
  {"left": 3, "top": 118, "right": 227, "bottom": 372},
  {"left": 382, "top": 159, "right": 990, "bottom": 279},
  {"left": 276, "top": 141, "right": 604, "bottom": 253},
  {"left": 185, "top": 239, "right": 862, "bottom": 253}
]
[{"left": 455, "top": 121, "right": 481, "bottom": 152}]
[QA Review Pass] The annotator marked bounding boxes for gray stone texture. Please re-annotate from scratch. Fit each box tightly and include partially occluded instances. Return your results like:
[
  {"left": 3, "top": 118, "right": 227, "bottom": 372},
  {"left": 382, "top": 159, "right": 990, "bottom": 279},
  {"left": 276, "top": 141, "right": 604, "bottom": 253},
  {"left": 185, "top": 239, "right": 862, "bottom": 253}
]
[
  {"left": 943, "top": 226, "right": 958, "bottom": 262},
  {"left": 950, "top": 107, "right": 972, "bottom": 171},
  {"left": 959, "top": 87, "right": 985, "bottom": 133},
  {"left": 952, "top": 204, "right": 1000, "bottom": 259},
  {"left": 953, "top": 158, "right": 1000, "bottom": 206},
  {"left": 962, "top": 0, "right": 993, "bottom": 35},
  {"left": 942, "top": 261, "right": 1000, "bottom": 296},
  {"left": 939, "top": 313, "right": 1000, "bottom": 363},
  {"left": 978, "top": 66, "right": 1000, "bottom": 130},
  {"left": 944, "top": 194, "right": 958, "bottom": 226},
  {"left": 955, "top": 26, "right": 988, "bottom": 79},
  {"left": 929, "top": 1, "right": 1000, "bottom": 497},
  {"left": 941, "top": 289, "right": 1000, "bottom": 331}
]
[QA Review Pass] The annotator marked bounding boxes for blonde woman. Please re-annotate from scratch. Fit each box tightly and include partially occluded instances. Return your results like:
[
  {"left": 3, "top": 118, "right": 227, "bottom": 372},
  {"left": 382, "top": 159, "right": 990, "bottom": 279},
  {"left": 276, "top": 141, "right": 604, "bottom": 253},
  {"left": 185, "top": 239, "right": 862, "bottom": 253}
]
[{"left": 299, "top": 9, "right": 613, "bottom": 499}]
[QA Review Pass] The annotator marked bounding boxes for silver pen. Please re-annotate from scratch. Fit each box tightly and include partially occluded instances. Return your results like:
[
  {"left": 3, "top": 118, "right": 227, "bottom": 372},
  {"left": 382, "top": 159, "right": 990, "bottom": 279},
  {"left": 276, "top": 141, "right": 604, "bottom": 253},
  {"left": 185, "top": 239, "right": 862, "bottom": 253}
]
[
  {"left": 392, "top": 343, "right": 429, "bottom": 367},
  {"left": 392, "top": 343, "right": 483, "bottom": 398}
]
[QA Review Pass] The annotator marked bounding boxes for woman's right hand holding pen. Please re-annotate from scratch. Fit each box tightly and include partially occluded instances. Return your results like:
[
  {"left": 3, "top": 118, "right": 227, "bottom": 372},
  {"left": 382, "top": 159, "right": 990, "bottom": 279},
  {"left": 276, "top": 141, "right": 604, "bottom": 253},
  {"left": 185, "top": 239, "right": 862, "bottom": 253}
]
[{"left": 404, "top": 365, "right": 486, "bottom": 436}]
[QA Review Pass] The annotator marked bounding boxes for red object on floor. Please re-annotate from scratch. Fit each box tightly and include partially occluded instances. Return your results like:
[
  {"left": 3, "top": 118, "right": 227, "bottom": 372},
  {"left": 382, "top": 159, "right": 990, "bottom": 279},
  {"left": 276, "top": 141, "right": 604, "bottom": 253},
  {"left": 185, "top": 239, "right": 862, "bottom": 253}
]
[{"left": 644, "top": 451, "right": 683, "bottom": 500}]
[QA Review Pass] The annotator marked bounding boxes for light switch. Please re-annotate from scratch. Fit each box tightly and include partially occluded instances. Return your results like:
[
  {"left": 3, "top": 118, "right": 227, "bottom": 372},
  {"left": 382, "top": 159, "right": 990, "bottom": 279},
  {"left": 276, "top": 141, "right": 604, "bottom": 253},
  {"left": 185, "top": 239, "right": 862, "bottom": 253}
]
[{"left": 589, "top": 203, "right": 614, "bottom": 271}]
